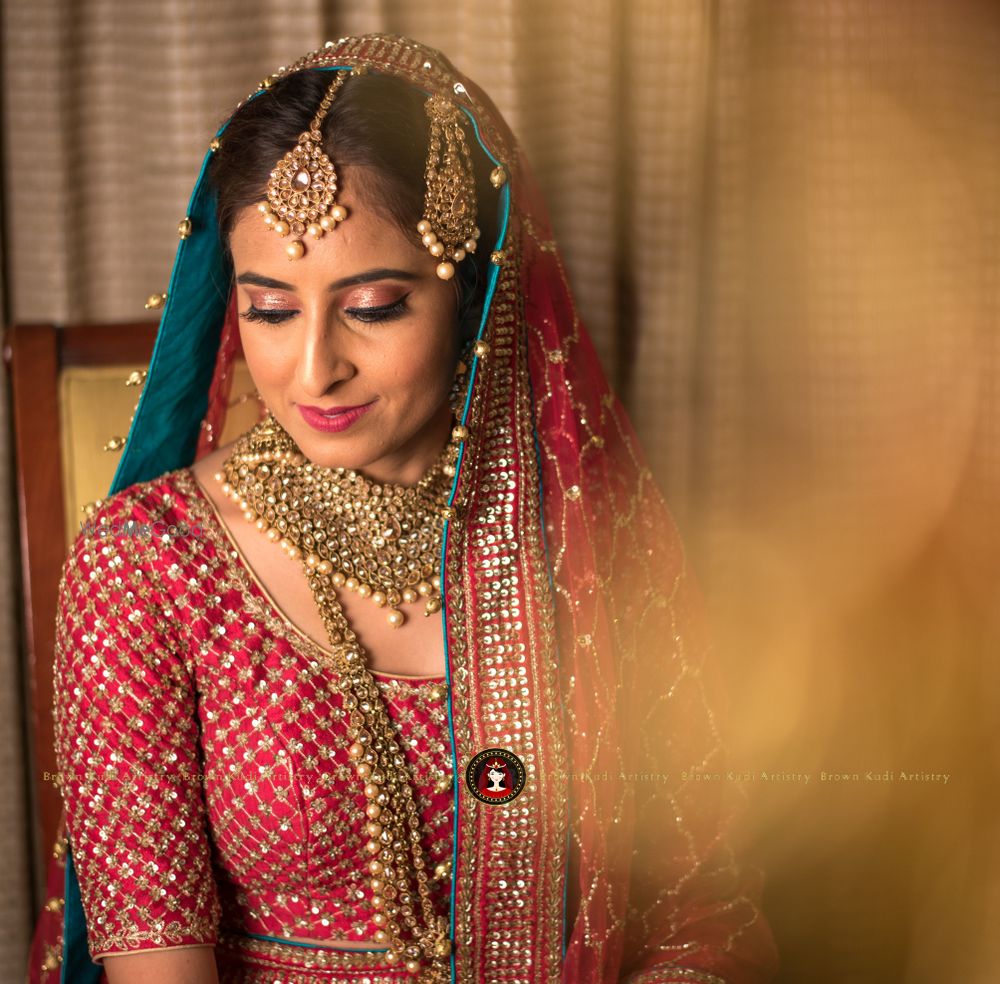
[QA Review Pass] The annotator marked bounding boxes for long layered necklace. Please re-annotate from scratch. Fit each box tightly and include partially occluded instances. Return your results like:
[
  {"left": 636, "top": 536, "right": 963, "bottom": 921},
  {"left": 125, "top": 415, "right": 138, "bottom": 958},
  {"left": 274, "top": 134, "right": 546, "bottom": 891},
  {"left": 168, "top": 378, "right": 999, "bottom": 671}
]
[{"left": 215, "top": 411, "right": 457, "bottom": 980}]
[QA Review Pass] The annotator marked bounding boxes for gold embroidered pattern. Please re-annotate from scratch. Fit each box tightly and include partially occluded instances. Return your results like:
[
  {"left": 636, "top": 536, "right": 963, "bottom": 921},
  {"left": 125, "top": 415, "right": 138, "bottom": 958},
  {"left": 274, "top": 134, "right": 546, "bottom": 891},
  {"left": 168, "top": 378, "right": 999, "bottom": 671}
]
[{"left": 53, "top": 473, "right": 455, "bottom": 965}]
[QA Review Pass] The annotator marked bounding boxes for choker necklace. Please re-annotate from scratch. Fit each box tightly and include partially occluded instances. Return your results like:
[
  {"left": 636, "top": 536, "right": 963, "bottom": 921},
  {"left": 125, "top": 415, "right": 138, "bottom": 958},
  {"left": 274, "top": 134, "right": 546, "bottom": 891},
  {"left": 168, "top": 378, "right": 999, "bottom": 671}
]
[
  {"left": 216, "top": 411, "right": 458, "bottom": 628},
  {"left": 213, "top": 410, "right": 460, "bottom": 979}
]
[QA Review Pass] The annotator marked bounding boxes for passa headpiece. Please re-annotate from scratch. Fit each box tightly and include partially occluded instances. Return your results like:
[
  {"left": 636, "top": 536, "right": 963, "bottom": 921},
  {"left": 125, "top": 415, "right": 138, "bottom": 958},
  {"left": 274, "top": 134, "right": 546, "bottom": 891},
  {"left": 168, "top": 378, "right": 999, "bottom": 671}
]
[
  {"left": 417, "top": 94, "right": 480, "bottom": 280},
  {"left": 258, "top": 67, "right": 480, "bottom": 280}
]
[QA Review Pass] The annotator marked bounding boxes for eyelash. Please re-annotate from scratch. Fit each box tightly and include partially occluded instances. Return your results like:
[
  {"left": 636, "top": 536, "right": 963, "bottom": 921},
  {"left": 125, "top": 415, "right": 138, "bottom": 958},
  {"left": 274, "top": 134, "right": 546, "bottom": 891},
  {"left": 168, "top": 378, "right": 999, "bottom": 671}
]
[
  {"left": 240, "top": 306, "right": 294, "bottom": 325},
  {"left": 240, "top": 296, "right": 410, "bottom": 326}
]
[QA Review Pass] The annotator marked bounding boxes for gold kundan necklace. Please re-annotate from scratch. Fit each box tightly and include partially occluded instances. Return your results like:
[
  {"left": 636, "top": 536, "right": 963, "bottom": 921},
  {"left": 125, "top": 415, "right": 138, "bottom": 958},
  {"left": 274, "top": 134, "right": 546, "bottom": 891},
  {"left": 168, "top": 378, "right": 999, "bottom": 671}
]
[{"left": 214, "top": 410, "right": 458, "bottom": 980}]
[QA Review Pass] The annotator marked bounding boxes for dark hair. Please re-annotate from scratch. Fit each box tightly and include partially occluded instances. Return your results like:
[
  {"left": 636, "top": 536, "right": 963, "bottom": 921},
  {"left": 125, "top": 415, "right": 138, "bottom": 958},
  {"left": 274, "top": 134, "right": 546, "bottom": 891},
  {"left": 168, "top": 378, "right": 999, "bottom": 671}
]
[{"left": 207, "top": 70, "right": 498, "bottom": 343}]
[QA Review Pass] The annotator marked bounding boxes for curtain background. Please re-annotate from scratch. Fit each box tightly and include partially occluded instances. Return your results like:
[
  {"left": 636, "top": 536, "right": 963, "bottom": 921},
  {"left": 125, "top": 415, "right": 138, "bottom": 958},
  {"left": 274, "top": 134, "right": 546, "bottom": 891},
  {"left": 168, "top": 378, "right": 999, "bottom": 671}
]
[{"left": 3, "top": 2, "right": 998, "bottom": 981}]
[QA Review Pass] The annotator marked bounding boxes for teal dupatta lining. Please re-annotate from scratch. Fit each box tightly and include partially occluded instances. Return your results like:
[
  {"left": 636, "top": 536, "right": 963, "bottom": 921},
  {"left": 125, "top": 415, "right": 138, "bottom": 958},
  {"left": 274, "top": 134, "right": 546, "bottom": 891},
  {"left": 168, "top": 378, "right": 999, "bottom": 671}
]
[
  {"left": 60, "top": 66, "right": 569, "bottom": 980},
  {"left": 237, "top": 930, "right": 388, "bottom": 952}
]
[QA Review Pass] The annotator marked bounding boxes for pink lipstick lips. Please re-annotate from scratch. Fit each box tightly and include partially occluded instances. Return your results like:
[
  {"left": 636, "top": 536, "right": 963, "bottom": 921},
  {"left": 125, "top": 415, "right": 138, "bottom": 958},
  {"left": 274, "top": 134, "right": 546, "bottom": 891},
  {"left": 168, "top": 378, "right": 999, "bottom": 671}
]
[{"left": 297, "top": 400, "right": 375, "bottom": 433}]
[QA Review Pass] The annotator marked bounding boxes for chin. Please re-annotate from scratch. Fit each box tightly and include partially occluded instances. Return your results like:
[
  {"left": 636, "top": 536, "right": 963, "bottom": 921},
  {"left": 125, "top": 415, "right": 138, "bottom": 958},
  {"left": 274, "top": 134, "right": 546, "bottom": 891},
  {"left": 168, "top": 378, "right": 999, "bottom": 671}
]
[{"left": 297, "top": 436, "right": 376, "bottom": 471}]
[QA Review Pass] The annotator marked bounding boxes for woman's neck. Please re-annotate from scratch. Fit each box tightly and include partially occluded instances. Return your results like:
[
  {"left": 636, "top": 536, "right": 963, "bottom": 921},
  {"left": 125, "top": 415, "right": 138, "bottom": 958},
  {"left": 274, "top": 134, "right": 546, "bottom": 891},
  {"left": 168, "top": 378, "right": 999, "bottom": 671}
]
[{"left": 350, "top": 399, "right": 455, "bottom": 488}]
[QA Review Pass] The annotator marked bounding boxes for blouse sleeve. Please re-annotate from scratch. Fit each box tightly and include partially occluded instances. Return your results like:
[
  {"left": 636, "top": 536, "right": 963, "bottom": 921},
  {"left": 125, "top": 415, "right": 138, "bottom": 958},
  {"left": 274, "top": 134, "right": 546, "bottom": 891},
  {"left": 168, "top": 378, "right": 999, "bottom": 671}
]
[
  {"left": 618, "top": 553, "right": 779, "bottom": 984},
  {"left": 52, "top": 507, "right": 221, "bottom": 963}
]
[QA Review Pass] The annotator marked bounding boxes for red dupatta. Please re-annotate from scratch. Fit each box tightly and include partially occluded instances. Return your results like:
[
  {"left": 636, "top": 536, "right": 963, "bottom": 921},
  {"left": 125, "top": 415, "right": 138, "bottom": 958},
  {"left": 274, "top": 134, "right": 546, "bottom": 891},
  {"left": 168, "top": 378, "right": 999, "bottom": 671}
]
[{"left": 27, "top": 34, "right": 778, "bottom": 984}]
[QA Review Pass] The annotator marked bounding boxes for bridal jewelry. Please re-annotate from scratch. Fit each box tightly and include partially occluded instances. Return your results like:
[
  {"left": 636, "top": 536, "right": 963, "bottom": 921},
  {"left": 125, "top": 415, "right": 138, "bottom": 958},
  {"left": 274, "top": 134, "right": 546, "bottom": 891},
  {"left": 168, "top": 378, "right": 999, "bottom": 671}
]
[
  {"left": 216, "top": 411, "right": 459, "bottom": 628},
  {"left": 214, "top": 411, "right": 462, "bottom": 979},
  {"left": 256, "top": 71, "right": 481, "bottom": 281},
  {"left": 258, "top": 70, "right": 351, "bottom": 260},
  {"left": 418, "top": 94, "right": 480, "bottom": 280}
]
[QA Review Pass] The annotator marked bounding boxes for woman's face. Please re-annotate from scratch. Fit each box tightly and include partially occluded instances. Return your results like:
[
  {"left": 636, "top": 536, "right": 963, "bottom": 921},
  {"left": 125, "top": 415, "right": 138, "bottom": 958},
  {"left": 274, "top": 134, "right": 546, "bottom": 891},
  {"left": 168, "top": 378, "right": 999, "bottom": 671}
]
[{"left": 229, "top": 167, "right": 460, "bottom": 485}]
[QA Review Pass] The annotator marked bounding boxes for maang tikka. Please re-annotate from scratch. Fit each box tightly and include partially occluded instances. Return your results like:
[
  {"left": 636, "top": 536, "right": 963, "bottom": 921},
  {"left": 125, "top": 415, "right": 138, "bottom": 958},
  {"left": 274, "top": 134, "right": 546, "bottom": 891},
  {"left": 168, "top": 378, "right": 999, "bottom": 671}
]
[
  {"left": 258, "top": 70, "right": 480, "bottom": 279},
  {"left": 258, "top": 70, "right": 351, "bottom": 260}
]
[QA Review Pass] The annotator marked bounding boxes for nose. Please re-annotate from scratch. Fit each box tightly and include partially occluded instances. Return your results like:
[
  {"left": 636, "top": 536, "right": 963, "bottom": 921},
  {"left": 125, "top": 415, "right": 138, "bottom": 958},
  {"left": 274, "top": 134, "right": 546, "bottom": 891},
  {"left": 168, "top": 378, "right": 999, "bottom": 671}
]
[{"left": 295, "top": 310, "right": 355, "bottom": 399}]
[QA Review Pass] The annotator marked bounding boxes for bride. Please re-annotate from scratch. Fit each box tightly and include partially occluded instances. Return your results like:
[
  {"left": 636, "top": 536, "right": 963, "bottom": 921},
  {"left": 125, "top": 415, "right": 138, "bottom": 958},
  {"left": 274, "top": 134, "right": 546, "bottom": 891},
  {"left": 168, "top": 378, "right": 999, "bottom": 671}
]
[{"left": 28, "top": 34, "right": 778, "bottom": 984}]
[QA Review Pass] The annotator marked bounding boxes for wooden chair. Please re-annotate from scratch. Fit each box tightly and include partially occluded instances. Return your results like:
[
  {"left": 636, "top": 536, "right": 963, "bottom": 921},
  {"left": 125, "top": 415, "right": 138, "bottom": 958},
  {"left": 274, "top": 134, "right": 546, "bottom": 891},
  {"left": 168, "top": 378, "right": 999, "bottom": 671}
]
[{"left": 2, "top": 321, "right": 255, "bottom": 908}]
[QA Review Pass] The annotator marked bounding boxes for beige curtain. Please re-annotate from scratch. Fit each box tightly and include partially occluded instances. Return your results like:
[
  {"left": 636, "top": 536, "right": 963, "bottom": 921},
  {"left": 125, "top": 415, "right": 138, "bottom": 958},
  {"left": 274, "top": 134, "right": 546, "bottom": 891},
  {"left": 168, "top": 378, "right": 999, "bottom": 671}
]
[{"left": 4, "top": 2, "right": 999, "bottom": 981}]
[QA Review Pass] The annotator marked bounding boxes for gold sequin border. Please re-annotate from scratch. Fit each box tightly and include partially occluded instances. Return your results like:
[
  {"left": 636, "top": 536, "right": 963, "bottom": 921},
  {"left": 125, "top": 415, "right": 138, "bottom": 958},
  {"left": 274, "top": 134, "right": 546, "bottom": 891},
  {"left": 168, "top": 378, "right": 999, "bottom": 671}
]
[
  {"left": 443, "top": 224, "right": 568, "bottom": 981},
  {"left": 215, "top": 928, "right": 410, "bottom": 981}
]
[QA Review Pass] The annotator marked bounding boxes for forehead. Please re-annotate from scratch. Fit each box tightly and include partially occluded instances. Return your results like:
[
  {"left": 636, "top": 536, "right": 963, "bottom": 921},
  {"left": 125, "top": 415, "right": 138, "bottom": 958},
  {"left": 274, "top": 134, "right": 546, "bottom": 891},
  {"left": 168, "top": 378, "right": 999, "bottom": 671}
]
[{"left": 229, "top": 168, "right": 425, "bottom": 283}]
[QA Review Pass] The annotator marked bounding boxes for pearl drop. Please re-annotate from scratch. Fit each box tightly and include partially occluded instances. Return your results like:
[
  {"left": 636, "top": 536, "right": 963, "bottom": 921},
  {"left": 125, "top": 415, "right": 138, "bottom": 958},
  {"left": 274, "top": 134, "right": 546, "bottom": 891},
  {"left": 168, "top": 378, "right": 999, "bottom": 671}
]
[
  {"left": 417, "top": 219, "right": 431, "bottom": 235},
  {"left": 429, "top": 241, "right": 445, "bottom": 257},
  {"left": 436, "top": 261, "right": 455, "bottom": 280},
  {"left": 453, "top": 247, "right": 466, "bottom": 262},
  {"left": 306, "top": 223, "right": 323, "bottom": 238},
  {"left": 402, "top": 587, "right": 419, "bottom": 605},
  {"left": 422, "top": 232, "right": 438, "bottom": 247},
  {"left": 331, "top": 204, "right": 347, "bottom": 221},
  {"left": 286, "top": 239, "right": 304, "bottom": 259},
  {"left": 387, "top": 609, "right": 405, "bottom": 628},
  {"left": 257, "top": 203, "right": 270, "bottom": 215},
  {"left": 345, "top": 577, "right": 359, "bottom": 591},
  {"left": 464, "top": 239, "right": 477, "bottom": 252},
  {"left": 372, "top": 591, "right": 387, "bottom": 607},
  {"left": 320, "top": 214, "right": 337, "bottom": 230},
  {"left": 273, "top": 220, "right": 290, "bottom": 236},
  {"left": 358, "top": 583, "right": 372, "bottom": 598},
  {"left": 416, "top": 580, "right": 433, "bottom": 596}
]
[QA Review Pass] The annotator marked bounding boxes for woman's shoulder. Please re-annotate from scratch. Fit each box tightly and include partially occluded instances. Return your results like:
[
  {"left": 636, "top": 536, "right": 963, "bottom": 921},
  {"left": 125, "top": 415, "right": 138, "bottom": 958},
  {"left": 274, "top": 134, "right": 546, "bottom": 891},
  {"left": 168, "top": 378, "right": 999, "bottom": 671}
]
[
  {"left": 76, "top": 467, "right": 214, "bottom": 549},
  {"left": 61, "top": 464, "right": 224, "bottom": 600}
]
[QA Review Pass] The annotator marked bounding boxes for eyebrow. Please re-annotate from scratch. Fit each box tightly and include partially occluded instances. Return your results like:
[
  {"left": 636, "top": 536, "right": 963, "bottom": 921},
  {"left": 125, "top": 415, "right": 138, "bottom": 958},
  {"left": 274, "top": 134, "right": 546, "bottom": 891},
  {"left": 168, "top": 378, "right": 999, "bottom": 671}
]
[{"left": 235, "top": 268, "right": 421, "bottom": 292}]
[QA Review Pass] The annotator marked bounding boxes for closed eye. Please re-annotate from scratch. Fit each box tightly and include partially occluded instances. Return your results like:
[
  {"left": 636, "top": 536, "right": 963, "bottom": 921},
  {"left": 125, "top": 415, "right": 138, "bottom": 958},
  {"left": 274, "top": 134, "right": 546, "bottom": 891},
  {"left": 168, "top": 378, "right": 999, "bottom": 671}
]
[
  {"left": 240, "top": 305, "right": 297, "bottom": 325},
  {"left": 344, "top": 295, "right": 410, "bottom": 324}
]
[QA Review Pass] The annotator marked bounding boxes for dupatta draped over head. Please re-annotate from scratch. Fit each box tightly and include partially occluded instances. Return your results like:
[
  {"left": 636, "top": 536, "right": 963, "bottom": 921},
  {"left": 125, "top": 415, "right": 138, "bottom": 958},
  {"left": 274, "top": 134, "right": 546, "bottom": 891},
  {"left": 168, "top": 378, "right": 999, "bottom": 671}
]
[{"left": 28, "top": 34, "right": 778, "bottom": 984}]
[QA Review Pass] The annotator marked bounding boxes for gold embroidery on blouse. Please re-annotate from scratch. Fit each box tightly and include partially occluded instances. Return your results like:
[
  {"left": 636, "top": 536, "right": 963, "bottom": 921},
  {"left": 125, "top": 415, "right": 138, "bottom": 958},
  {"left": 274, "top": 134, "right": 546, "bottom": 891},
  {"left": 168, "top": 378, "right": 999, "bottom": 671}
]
[{"left": 54, "top": 476, "right": 455, "bottom": 959}]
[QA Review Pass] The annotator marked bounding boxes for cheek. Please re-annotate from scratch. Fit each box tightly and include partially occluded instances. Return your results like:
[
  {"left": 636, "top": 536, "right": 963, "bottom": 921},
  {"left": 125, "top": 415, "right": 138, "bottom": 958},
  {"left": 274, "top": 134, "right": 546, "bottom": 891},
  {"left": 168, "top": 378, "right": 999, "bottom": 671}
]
[
  {"left": 239, "top": 327, "right": 293, "bottom": 381},
  {"left": 379, "top": 334, "right": 452, "bottom": 398},
  {"left": 388, "top": 317, "right": 457, "bottom": 398}
]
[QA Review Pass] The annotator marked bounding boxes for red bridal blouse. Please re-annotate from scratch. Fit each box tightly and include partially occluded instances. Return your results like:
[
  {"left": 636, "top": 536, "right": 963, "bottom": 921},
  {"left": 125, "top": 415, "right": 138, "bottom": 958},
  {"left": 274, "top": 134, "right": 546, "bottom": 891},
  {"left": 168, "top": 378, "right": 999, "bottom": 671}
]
[{"left": 53, "top": 467, "right": 454, "bottom": 976}]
